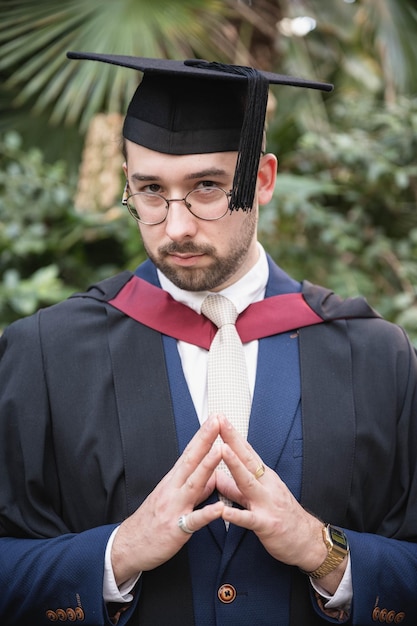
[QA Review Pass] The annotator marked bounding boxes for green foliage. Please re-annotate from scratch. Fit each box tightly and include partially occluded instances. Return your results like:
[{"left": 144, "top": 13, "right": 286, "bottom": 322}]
[
  {"left": 262, "top": 96, "right": 417, "bottom": 344},
  {"left": 0, "top": 0, "right": 228, "bottom": 133},
  {"left": 0, "top": 131, "right": 144, "bottom": 330}
]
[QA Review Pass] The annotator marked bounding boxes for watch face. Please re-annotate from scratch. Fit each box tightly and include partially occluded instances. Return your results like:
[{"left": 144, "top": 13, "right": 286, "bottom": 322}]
[{"left": 330, "top": 526, "right": 348, "bottom": 550}]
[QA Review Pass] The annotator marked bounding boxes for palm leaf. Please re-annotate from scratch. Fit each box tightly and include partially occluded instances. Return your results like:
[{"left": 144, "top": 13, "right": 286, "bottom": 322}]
[{"left": 0, "top": 0, "right": 231, "bottom": 130}]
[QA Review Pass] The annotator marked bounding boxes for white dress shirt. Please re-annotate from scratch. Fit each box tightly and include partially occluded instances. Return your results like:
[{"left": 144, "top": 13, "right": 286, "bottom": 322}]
[{"left": 103, "top": 243, "right": 352, "bottom": 613}]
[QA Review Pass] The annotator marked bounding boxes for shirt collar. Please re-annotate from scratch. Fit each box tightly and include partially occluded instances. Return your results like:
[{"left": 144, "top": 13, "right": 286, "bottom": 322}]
[{"left": 157, "top": 242, "right": 269, "bottom": 315}]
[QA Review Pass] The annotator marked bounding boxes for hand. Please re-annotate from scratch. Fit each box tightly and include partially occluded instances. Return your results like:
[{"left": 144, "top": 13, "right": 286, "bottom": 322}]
[
  {"left": 215, "top": 415, "right": 346, "bottom": 591},
  {"left": 111, "top": 414, "right": 224, "bottom": 585}
]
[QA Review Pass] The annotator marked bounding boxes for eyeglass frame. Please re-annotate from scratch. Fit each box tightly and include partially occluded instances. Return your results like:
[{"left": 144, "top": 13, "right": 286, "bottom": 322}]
[{"left": 121, "top": 182, "right": 233, "bottom": 225}]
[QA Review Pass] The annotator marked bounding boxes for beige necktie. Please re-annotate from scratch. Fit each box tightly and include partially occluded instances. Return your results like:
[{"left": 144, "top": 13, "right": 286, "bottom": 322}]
[{"left": 202, "top": 294, "right": 252, "bottom": 503}]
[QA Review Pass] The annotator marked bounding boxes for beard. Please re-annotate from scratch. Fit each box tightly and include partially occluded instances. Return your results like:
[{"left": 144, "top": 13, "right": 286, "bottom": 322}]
[{"left": 145, "top": 211, "right": 257, "bottom": 292}]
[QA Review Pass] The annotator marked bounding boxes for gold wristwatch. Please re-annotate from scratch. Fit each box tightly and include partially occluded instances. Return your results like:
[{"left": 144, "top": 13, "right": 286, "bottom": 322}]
[{"left": 304, "top": 524, "right": 349, "bottom": 580}]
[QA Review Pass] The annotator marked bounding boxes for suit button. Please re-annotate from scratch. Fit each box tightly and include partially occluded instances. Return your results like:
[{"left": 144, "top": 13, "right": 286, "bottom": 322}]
[{"left": 218, "top": 583, "right": 237, "bottom": 603}]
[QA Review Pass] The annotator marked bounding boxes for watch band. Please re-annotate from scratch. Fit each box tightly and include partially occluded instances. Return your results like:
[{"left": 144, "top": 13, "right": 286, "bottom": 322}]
[{"left": 303, "top": 524, "right": 349, "bottom": 580}]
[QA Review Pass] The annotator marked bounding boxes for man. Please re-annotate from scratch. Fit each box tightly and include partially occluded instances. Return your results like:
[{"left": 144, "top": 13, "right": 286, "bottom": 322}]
[{"left": 0, "top": 52, "right": 416, "bottom": 626}]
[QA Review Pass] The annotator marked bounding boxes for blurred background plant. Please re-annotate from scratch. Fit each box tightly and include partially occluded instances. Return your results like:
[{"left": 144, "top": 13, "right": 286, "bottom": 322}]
[
  {"left": 0, "top": 0, "right": 416, "bottom": 342},
  {"left": 0, "top": 130, "right": 138, "bottom": 323}
]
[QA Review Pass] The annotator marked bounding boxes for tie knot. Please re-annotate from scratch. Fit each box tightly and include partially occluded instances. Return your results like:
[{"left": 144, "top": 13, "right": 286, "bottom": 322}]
[{"left": 201, "top": 294, "right": 238, "bottom": 328}]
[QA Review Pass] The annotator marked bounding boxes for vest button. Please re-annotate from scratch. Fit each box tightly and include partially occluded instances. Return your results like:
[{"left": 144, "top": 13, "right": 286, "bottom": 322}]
[{"left": 218, "top": 583, "right": 237, "bottom": 603}]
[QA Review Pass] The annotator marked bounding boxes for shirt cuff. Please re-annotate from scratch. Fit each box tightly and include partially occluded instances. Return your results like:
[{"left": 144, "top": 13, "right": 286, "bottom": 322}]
[
  {"left": 103, "top": 526, "right": 142, "bottom": 603},
  {"left": 310, "top": 554, "right": 352, "bottom": 612}
]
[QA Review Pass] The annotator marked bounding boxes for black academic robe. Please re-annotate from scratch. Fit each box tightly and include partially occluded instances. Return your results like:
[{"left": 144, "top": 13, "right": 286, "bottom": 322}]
[{"left": 0, "top": 257, "right": 417, "bottom": 625}]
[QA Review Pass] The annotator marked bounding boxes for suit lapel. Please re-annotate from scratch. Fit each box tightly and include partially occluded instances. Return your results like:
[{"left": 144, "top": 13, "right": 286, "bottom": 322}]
[{"left": 249, "top": 332, "right": 301, "bottom": 473}]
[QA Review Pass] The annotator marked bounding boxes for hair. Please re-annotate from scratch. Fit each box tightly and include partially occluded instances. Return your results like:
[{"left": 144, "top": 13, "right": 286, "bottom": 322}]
[{"left": 121, "top": 136, "right": 127, "bottom": 161}]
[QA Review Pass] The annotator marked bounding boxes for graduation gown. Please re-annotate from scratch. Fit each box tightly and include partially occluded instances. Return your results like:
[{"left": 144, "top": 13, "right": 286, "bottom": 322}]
[{"left": 1, "top": 257, "right": 417, "bottom": 625}]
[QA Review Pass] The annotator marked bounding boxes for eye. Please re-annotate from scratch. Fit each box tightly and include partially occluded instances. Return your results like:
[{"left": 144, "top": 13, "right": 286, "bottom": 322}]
[
  {"left": 197, "top": 180, "right": 219, "bottom": 189},
  {"left": 144, "top": 183, "right": 163, "bottom": 194}
]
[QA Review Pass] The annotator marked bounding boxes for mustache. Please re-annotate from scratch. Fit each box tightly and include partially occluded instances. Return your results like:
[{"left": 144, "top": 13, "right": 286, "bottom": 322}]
[{"left": 158, "top": 242, "right": 216, "bottom": 255}]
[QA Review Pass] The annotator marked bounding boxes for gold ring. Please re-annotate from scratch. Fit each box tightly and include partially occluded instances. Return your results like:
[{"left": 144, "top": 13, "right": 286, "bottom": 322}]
[{"left": 254, "top": 463, "right": 265, "bottom": 480}]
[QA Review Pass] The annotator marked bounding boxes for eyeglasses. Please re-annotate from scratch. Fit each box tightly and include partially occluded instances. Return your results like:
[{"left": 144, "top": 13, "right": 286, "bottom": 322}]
[{"left": 122, "top": 183, "right": 232, "bottom": 225}]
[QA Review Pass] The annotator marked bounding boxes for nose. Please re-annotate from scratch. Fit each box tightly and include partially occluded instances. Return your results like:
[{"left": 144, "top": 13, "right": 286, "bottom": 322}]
[{"left": 164, "top": 199, "right": 199, "bottom": 241}]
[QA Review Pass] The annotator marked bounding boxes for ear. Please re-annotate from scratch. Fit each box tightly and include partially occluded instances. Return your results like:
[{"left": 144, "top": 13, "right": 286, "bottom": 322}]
[
  {"left": 257, "top": 153, "right": 277, "bottom": 205},
  {"left": 122, "top": 162, "right": 128, "bottom": 178}
]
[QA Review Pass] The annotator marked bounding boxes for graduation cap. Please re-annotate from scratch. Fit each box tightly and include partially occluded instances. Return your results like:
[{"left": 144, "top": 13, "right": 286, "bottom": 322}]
[{"left": 67, "top": 51, "right": 333, "bottom": 212}]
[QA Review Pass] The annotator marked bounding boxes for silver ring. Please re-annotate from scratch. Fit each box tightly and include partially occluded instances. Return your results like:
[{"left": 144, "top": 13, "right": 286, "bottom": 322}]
[{"left": 178, "top": 514, "right": 194, "bottom": 534}]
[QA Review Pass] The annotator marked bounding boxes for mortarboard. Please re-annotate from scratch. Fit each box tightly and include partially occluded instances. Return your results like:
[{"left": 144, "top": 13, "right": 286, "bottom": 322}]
[{"left": 67, "top": 51, "right": 333, "bottom": 212}]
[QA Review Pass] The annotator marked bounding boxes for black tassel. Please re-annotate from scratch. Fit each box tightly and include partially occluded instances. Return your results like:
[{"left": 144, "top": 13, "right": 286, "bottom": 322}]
[{"left": 185, "top": 60, "right": 269, "bottom": 212}]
